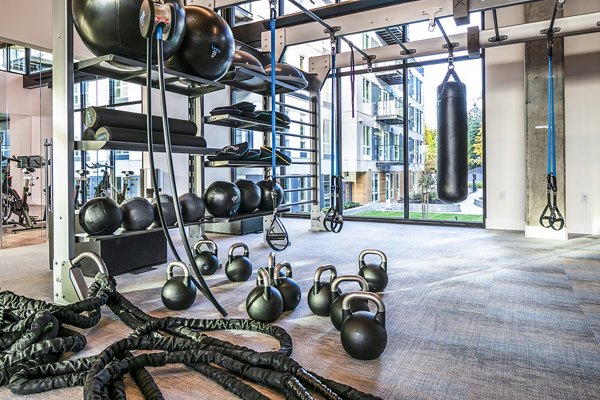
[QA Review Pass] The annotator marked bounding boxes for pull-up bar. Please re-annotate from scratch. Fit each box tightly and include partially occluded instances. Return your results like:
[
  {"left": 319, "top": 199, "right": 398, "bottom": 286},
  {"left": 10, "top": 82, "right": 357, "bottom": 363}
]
[{"left": 286, "top": 0, "right": 374, "bottom": 64}]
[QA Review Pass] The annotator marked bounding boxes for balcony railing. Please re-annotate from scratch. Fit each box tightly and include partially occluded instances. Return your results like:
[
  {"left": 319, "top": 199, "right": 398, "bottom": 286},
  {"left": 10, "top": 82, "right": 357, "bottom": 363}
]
[
  {"left": 376, "top": 101, "right": 403, "bottom": 123},
  {"left": 375, "top": 145, "right": 403, "bottom": 164}
]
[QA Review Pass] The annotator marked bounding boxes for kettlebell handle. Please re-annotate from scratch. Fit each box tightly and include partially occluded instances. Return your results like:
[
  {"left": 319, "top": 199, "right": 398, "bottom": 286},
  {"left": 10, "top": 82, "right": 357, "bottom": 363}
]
[
  {"left": 268, "top": 252, "right": 276, "bottom": 270},
  {"left": 228, "top": 242, "right": 249, "bottom": 260},
  {"left": 193, "top": 239, "right": 218, "bottom": 256},
  {"left": 331, "top": 274, "right": 369, "bottom": 293},
  {"left": 313, "top": 264, "right": 337, "bottom": 284},
  {"left": 341, "top": 291, "right": 386, "bottom": 328},
  {"left": 358, "top": 249, "right": 387, "bottom": 270},
  {"left": 71, "top": 251, "right": 108, "bottom": 275},
  {"left": 166, "top": 261, "right": 191, "bottom": 279},
  {"left": 273, "top": 262, "right": 292, "bottom": 281},
  {"left": 256, "top": 268, "right": 272, "bottom": 300}
]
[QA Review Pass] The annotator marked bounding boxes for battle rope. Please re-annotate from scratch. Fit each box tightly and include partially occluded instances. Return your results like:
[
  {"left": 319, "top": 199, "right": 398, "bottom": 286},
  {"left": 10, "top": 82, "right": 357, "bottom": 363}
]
[
  {"left": 0, "top": 273, "right": 381, "bottom": 400},
  {"left": 323, "top": 31, "right": 344, "bottom": 233},
  {"left": 266, "top": 0, "right": 290, "bottom": 252},
  {"left": 154, "top": 25, "right": 227, "bottom": 315},
  {"left": 539, "top": 0, "right": 565, "bottom": 231}
]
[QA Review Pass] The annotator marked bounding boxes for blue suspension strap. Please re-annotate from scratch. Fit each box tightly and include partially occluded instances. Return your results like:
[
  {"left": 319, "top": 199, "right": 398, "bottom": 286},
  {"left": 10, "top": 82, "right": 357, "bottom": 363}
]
[
  {"left": 265, "top": 0, "right": 290, "bottom": 252},
  {"left": 539, "top": 0, "right": 565, "bottom": 231},
  {"left": 323, "top": 29, "right": 344, "bottom": 233}
]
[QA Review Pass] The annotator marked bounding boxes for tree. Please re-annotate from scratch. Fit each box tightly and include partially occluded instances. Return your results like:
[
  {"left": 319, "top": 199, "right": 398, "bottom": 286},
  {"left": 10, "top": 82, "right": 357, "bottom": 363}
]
[
  {"left": 423, "top": 124, "right": 437, "bottom": 172},
  {"left": 467, "top": 101, "right": 482, "bottom": 168}
]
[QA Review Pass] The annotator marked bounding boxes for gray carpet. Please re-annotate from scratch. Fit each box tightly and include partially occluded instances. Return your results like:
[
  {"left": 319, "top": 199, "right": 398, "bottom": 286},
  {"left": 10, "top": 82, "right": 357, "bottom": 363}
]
[{"left": 1, "top": 220, "right": 600, "bottom": 399}]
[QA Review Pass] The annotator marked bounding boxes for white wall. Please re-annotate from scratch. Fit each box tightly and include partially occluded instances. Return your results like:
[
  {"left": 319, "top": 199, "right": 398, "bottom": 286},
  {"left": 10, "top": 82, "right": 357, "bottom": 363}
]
[
  {"left": 485, "top": 2, "right": 600, "bottom": 235},
  {"left": 484, "top": 6, "right": 526, "bottom": 231},
  {"left": 0, "top": 71, "right": 52, "bottom": 204},
  {"left": 0, "top": 0, "right": 92, "bottom": 59}
]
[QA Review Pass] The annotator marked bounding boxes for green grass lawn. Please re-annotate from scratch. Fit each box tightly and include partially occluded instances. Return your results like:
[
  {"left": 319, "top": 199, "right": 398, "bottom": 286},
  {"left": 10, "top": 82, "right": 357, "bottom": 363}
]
[{"left": 351, "top": 210, "right": 483, "bottom": 222}]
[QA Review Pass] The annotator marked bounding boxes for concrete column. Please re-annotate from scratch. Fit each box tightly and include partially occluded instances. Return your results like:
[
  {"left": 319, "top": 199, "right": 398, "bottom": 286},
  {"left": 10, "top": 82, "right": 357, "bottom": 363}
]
[{"left": 524, "top": 2, "right": 567, "bottom": 239}]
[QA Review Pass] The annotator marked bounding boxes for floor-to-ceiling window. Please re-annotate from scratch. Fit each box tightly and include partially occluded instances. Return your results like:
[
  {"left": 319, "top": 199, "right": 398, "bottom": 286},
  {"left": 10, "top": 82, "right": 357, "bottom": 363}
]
[{"left": 340, "top": 14, "right": 484, "bottom": 225}]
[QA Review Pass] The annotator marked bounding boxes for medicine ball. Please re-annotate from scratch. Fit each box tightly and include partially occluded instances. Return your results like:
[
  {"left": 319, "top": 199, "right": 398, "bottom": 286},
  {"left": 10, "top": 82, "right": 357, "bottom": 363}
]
[
  {"left": 234, "top": 179, "right": 261, "bottom": 213},
  {"left": 151, "top": 194, "right": 177, "bottom": 226},
  {"left": 204, "top": 181, "right": 241, "bottom": 218},
  {"left": 257, "top": 180, "right": 284, "bottom": 211},
  {"left": 120, "top": 197, "right": 154, "bottom": 231},
  {"left": 166, "top": 5, "right": 235, "bottom": 81},
  {"left": 79, "top": 197, "right": 123, "bottom": 236},
  {"left": 178, "top": 193, "right": 205, "bottom": 222},
  {"left": 72, "top": 0, "right": 186, "bottom": 62}
]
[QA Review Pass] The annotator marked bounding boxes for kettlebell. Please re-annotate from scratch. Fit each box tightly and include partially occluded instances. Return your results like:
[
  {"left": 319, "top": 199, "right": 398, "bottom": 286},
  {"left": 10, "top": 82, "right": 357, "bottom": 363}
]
[
  {"left": 266, "top": 251, "right": 285, "bottom": 279},
  {"left": 193, "top": 239, "right": 221, "bottom": 275},
  {"left": 161, "top": 261, "right": 197, "bottom": 311},
  {"left": 329, "top": 275, "right": 370, "bottom": 331},
  {"left": 273, "top": 262, "right": 301, "bottom": 311},
  {"left": 225, "top": 242, "right": 252, "bottom": 282},
  {"left": 358, "top": 249, "right": 388, "bottom": 292},
  {"left": 246, "top": 268, "right": 283, "bottom": 322},
  {"left": 340, "top": 291, "right": 387, "bottom": 360},
  {"left": 308, "top": 265, "right": 340, "bottom": 317}
]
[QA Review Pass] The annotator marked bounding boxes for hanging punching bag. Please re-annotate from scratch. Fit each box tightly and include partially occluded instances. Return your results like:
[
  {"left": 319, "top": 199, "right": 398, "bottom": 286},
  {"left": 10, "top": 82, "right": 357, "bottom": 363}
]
[{"left": 437, "top": 72, "right": 468, "bottom": 203}]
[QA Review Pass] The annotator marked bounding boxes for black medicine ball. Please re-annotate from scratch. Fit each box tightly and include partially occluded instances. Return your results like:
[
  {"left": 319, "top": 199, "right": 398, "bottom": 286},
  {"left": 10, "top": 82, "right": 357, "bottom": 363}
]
[
  {"left": 204, "top": 181, "right": 241, "bottom": 218},
  {"left": 234, "top": 179, "right": 261, "bottom": 213},
  {"left": 79, "top": 197, "right": 123, "bottom": 236}
]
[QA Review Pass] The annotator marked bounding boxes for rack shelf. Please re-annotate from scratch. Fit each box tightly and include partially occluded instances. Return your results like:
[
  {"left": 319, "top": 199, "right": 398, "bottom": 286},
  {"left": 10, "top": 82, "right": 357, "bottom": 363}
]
[
  {"left": 74, "top": 54, "right": 225, "bottom": 97},
  {"left": 205, "top": 159, "right": 290, "bottom": 168},
  {"left": 75, "top": 140, "right": 220, "bottom": 155},
  {"left": 204, "top": 114, "right": 288, "bottom": 132},
  {"left": 75, "top": 208, "right": 290, "bottom": 242},
  {"left": 220, "top": 66, "right": 306, "bottom": 95}
]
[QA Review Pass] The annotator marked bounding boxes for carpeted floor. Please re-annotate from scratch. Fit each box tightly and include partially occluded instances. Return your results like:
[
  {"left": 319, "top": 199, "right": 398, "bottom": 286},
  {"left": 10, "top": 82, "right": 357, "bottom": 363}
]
[{"left": 1, "top": 219, "right": 600, "bottom": 399}]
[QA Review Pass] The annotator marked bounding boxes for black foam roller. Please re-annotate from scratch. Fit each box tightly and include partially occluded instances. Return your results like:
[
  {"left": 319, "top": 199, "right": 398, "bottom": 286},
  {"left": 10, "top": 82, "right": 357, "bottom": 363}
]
[
  {"left": 84, "top": 107, "right": 197, "bottom": 136},
  {"left": 95, "top": 127, "right": 207, "bottom": 148},
  {"left": 437, "top": 81, "right": 468, "bottom": 203}
]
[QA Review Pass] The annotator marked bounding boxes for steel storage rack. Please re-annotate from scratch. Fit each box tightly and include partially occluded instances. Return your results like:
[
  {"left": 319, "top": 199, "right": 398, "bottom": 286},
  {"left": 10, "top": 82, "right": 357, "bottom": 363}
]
[{"left": 50, "top": 0, "right": 323, "bottom": 303}]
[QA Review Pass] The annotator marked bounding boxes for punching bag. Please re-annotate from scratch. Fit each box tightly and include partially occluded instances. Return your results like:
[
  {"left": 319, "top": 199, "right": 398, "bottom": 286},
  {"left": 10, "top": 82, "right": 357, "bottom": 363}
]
[{"left": 437, "top": 71, "right": 468, "bottom": 203}]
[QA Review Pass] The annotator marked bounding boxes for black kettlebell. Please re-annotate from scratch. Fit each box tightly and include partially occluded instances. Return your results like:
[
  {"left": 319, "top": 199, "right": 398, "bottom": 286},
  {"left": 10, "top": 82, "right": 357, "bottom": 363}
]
[
  {"left": 330, "top": 275, "right": 370, "bottom": 331},
  {"left": 273, "top": 262, "right": 301, "bottom": 311},
  {"left": 225, "top": 242, "right": 252, "bottom": 282},
  {"left": 161, "top": 261, "right": 196, "bottom": 311},
  {"left": 340, "top": 291, "right": 387, "bottom": 360},
  {"left": 246, "top": 268, "right": 283, "bottom": 322},
  {"left": 358, "top": 249, "right": 388, "bottom": 292},
  {"left": 193, "top": 239, "right": 221, "bottom": 275},
  {"left": 266, "top": 251, "right": 285, "bottom": 280},
  {"left": 308, "top": 265, "right": 340, "bottom": 317}
]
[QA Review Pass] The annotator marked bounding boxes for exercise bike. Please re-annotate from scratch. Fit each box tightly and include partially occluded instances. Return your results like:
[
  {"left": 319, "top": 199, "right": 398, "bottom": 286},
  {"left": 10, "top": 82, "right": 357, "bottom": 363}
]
[
  {"left": 74, "top": 169, "right": 90, "bottom": 209},
  {"left": 86, "top": 162, "right": 116, "bottom": 199},
  {"left": 116, "top": 170, "right": 136, "bottom": 203},
  {"left": 1, "top": 156, "right": 42, "bottom": 231}
]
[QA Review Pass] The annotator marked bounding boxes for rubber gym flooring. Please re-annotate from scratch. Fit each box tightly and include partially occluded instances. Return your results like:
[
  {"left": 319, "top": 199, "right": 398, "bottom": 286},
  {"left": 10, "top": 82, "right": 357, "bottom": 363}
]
[{"left": 1, "top": 219, "right": 600, "bottom": 399}]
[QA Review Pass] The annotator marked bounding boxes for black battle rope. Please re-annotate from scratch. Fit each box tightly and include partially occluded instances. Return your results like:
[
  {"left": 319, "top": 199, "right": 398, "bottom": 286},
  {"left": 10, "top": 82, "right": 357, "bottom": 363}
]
[
  {"left": 539, "top": 0, "right": 565, "bottom": 231},
  {"left": 0, "top": 274, "right": 381, "bottom": 400},
  {"left": 154, "top": 25, "right": 227, "bottom": 316},
  {"left": 323, "top": 31, "right": 343, "bottom": 233},
  {"left": 265, "top": 0, "right": 290, "bottom": 252}
]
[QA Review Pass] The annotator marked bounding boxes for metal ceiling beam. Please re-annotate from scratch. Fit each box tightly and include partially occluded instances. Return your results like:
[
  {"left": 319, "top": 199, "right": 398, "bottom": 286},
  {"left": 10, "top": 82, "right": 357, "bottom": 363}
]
[
  {"left": 186, "top": 0, "right": 259, "bottom": 10},
  {"left": 262, "top": 0, "right": 540, "bottom": 59},
  {"left": 308, "top": 11, "right": 600, "bottom": 84}
]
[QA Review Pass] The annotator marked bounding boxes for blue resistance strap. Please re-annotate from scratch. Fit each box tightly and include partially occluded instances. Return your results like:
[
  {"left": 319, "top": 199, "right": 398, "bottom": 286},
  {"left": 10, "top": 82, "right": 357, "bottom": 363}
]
[
  {"left": 323, "top": 36, "right": 343, "bottom": 233},
  {"left": 539, "top": 38, "right": 564, "bottom": 231},
  {"left": 265, "top": 2, "right": 289, "bottom": 251},
  {"left": 270, "top": 8, "right": 277, "bottom": 183}
]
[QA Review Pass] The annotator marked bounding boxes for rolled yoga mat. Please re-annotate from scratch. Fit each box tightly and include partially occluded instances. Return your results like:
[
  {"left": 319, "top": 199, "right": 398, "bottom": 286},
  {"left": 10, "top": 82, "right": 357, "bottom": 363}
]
[
  {"left": 84, "top": 106, "right": 198, "bottom": 136},
  {"left": 95, "top": 126, "right": 207, "bottom": 148}
]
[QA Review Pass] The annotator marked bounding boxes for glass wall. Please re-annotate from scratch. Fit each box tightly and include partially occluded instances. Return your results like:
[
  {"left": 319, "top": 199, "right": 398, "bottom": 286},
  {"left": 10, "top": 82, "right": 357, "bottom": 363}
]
[
  {"left": 74, "top": 79, "right": 143, "bottom": 204},
  {"left": 340, "top": 15, "right": 484, "bottom": 224}
]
